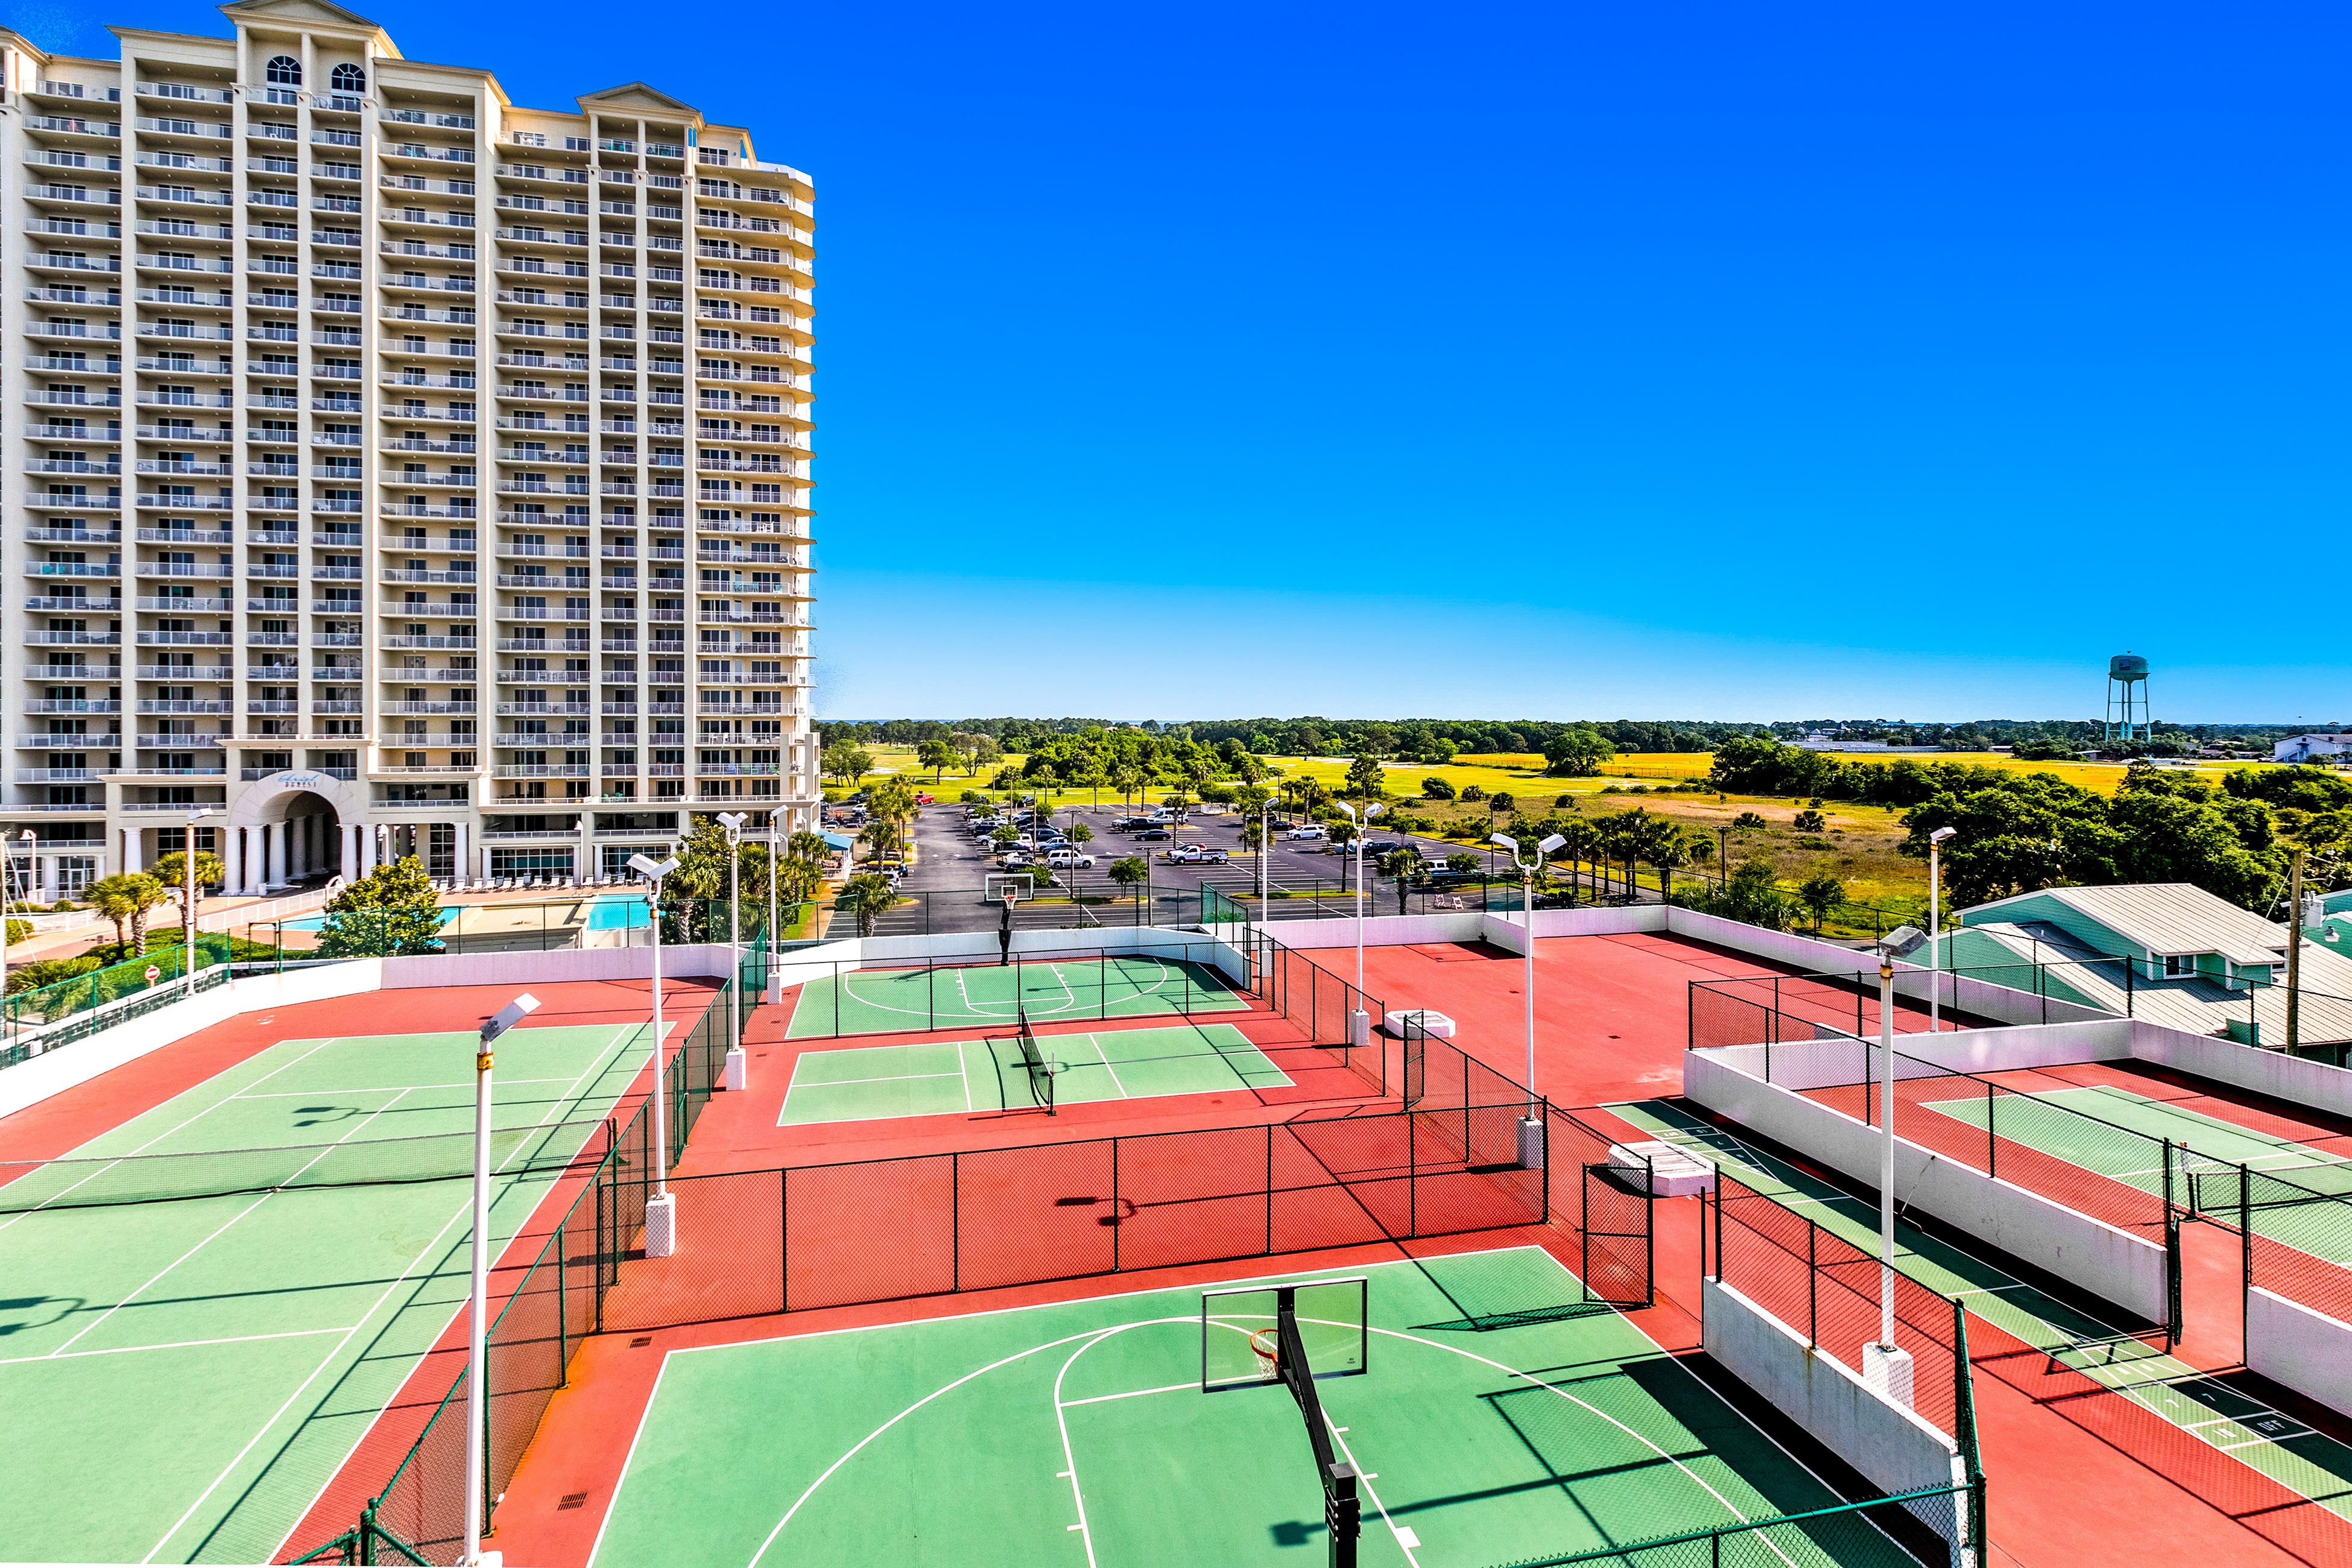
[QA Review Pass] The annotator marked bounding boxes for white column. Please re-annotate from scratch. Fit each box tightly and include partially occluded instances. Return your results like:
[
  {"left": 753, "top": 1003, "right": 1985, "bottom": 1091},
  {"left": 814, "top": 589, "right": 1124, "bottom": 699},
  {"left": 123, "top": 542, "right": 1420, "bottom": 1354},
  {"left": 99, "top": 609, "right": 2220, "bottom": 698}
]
[
  {"left": 233, "top": 829, "right": 253, "bottom": 896},
  {"left": 37, "top": 858, "right": 56, "bottom": 905},
  {"left": 268, "top": 824, "right": 287, "bottom": 890},
  {"left": 120, "top": 827, "right": 142, "bottom": 874},
  {"left": 452, "top": 823, "right": 469, "bottom": 885},
  {"left": 479, "top": 841, "right": 495, "bottom": 882},
  {"left": 359, "top": 824, "right": 378, "bottom": 874},
  {"left": 340, "top": 823, "right": 359, "bottom": 882}
]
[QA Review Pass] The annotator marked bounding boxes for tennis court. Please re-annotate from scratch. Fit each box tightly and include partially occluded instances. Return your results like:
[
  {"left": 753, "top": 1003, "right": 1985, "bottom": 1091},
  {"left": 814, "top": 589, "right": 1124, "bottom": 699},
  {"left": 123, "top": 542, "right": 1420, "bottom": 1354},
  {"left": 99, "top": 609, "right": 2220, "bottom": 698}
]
[
  {"left": 779, "top": 1022, "right": 1292, "bottom": 1125},
  {"left": 1918, "top": 1083, "right": 2352, "bottom": 1264},
  {"left": 587, "top": 1247, "right": 1917, "bottom": 1568},
  {"left": 786, "top": 953, "right": 1250, "bottom": 1038},
  {"left": 0, "top": 1020, "right": 653, "bottom": 1566}
]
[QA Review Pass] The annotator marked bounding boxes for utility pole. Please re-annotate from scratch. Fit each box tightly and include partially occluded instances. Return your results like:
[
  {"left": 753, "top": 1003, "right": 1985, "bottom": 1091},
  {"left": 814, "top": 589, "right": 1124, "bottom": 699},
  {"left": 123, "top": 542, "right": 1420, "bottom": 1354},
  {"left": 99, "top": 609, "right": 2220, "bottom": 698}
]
[{"left": 2286, "top": 847, "right": 2306, "bottom": 1054}]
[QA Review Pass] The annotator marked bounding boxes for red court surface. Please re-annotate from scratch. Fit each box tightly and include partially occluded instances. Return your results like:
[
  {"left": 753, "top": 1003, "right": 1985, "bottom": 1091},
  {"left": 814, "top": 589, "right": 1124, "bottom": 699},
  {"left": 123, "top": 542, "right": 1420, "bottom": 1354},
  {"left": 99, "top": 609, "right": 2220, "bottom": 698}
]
[{"left": 1356, "top": 931, "right": 1955, "bottom": 1106}]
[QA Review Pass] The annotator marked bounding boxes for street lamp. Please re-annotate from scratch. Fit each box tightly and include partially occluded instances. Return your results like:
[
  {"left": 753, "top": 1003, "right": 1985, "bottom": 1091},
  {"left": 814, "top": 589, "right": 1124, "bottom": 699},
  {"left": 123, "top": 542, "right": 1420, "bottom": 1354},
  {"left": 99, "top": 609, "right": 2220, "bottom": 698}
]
[
  {"left": 629, "top": 852, "right": 681, "bottom": 1257},
  {"left": 183, "top": 808, "right": 216, "bottom": 999},
  {"left": 764, "top": 823, "right": 782, "bottom": 1007},
  {"left": 716, "top": 811, "right": 748, "bottom": 1091},
  {"left": 1493, "top": 831, "right": 1566, "bottom": 1167},
  {"left": 1927, "top": 827, "right": 1956, "bottom": 1034},
  {"left": 0, "top": 829, "right": 30, "bottom": 1017},
  {"left": 1258, "top": 794, "right": 1275, "bottom": 926},
  {"left": 1335, "top": 800, "right": 1382, "bottom": 1049},
  {"left": 1869, "top": 924, "right": 1927, "bottom": 1407},
  {"left": 1716, "top": 824, "right": 1730, "bottom": 891},
  {"left": 463, "top": 991, "right": 539, "bottom": 1568}
]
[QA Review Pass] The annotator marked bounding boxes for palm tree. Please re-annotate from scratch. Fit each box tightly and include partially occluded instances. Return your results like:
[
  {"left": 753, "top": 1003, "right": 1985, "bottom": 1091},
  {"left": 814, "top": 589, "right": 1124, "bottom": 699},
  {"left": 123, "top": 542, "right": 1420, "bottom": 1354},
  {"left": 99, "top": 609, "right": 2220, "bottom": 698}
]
[
  {"left": 833, "top": 872, "right": 899, "bottom": 937},
  {"left": 1112, "top": 767, "right": 1143, "bottom": 815},
  {"left": 84, "top": 872, "right": 169, "bottom": 957}
]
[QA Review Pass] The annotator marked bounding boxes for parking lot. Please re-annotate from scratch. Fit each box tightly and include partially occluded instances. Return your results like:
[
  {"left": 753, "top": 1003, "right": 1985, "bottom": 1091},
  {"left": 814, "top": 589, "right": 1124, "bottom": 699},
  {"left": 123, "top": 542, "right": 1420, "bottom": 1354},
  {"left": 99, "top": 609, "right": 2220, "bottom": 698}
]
[{"left": 829, "top": 801, "right": 1518, "bottom": 938}]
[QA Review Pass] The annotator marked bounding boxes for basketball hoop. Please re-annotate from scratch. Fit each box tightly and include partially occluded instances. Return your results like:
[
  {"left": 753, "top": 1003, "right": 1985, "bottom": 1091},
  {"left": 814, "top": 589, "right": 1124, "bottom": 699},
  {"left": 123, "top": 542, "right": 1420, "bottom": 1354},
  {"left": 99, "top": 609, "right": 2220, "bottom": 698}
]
[{"left": 1250, "top": 1327, "right": 1282, "bottom": 1382}]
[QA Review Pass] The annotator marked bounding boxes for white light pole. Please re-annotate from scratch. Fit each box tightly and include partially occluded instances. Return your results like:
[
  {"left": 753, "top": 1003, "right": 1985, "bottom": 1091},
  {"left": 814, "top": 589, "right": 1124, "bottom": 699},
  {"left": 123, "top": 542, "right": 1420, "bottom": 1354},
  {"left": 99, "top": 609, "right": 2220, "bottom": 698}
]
[
  {"left": 630, "top": 852, "right": 680, "bottom": 1257},
  {"left": 464, "top": 990, "right": 540, "bottom": 1568},
  {"left": 1493, "top": 830, "right": 1567, "bottom": 1166},
  {"left": 183, "top": 808, "right": 216, "bottom": 998},
  {"left": 1868, "top": 925, "right": 1926, "bottom": 1408},
  {"left": 1927, "top": 826, "right": 1956, "bottom": 1034},
  {"left": 1336, "top": 800, "right": 1381, "bottom": 1049},
  {"left": 716, "top": 811, "right": 748, "bottom": 1090},
  {"left": 765, "top": 823, "right": 782, "bottom": 1006},
  {"left": 0, "top": 829, "right": 27, "bottom": 1022},
  {"left": 1258, "top": 795, "right": 1274, "bottom": 928}
]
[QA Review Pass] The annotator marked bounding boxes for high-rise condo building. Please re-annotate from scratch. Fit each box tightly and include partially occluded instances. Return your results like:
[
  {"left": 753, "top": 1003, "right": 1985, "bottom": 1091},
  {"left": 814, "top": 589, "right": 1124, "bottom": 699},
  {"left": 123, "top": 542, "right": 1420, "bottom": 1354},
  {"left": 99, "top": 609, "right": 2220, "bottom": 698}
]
[{"left": 0, "top": 1, "right": 817, "bottom": 899}]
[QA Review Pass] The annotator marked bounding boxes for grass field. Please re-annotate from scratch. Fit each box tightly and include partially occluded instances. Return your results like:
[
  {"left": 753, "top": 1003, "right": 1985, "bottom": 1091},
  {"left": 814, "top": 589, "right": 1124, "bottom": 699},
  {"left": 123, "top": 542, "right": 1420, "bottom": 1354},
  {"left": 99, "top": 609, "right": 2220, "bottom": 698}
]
[
  {"left": 0, "top": 1022, "right": 650, "bottom": 1565},
  {"left": 779, "top": 1023, "right": 1291, "bottom": 1124},
  {"left": 785, "top": 955, "right": 1249, "bottom": 1038},
  {"left": 586, "top": 1247, "right": 1913, "bottom": 1568}
]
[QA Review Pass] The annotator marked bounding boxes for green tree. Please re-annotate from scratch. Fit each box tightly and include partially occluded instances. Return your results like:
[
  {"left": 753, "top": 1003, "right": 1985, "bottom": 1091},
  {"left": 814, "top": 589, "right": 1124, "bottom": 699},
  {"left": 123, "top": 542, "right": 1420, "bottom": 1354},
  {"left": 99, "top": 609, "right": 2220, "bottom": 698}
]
[
  {"left": 1707, "top": 859, "right": 1795, "bottom": 931},
  {"left": 317, "top": 856, "right": 446, "bottom": 958},
  {"left": 834, "top": 872, "right": 899, "bottom": 937},
  {"left": 1344, "top": 753, "right": 1386, "bottom": 802},
  {"left": 867, "top": 776, "right": 919, "bottom": 856},
  {"left": 1070, "top": 822, "right": 1094, "bottom": 847},
  {"left": 1543, "top": 726, "right": 1616, "bottom": 777},
  {"left": 821, "top": 742, "right": 875, "bottom": 789},
  {"left": 1108, "top": 855, "right": 1149, "bottom": 915},
  {"left": 84, "top": 873, "right": 171, "bottom": 958},
  {"left": 917, "top": 738, "right": 955, "bottom": 780},
  {"left": 1421, "top": 776, "right": 1456, "bottom": 801},
  {"left": 1797, "top": 871, "right": 1846, "bottom": 930},
  {"left": 152, "top": 849, "right": 226, "bottom": 893}
]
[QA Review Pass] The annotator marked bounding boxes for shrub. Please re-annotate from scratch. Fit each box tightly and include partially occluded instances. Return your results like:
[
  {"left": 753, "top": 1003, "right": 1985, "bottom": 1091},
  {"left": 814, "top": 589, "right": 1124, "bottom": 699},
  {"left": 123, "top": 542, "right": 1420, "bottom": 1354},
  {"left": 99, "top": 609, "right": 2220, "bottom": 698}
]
[
  {"left": 1459, "top": 785, "right": 1487, "bottom": 803},
  {"left": 1421, "top": 777, "right": 1457, "bottom": 801}
]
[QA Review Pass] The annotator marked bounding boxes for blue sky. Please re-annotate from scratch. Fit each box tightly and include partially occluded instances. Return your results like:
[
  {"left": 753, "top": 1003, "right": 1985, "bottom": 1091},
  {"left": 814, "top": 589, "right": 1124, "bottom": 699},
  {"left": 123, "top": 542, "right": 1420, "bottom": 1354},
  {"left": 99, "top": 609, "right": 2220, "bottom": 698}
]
[{"left": 26, "top": 1, "right": 2348, "bottom": 721}]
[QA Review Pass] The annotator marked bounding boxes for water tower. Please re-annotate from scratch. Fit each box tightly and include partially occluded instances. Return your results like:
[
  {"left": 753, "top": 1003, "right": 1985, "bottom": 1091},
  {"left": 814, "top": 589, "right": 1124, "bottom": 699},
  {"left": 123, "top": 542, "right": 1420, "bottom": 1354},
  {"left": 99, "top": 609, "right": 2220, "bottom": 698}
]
[{"left": 2105, "top": 653, "right": 2151, "bottom": 744}]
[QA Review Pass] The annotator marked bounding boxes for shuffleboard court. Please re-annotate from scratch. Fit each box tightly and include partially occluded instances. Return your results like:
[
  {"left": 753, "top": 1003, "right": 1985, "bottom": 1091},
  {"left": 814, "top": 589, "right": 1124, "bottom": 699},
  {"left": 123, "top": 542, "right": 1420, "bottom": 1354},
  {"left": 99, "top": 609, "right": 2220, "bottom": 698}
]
[
  {"left": 1920, "top": 1083, "right": 2352, "bottom": 1265},
  {"left": 786, "top": 954, "right": 1250, "bottom": 1038},
  {"left": 588, "top": 1247, "right": 1915, "bottom": 1567},
  {"left": 778, "top": 1023, "right": 1291, "bottom": 1125},
  {"left": 0, "top": 1022, "right": 653, "bottom": 1566}
]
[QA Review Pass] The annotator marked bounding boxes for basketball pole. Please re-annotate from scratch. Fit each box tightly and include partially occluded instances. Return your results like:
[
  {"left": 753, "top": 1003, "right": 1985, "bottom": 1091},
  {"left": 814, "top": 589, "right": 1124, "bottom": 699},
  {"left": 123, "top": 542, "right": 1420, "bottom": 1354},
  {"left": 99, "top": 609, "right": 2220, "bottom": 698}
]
[{"left": 466, "top": 993, "right": 540, "bottom": 1567}]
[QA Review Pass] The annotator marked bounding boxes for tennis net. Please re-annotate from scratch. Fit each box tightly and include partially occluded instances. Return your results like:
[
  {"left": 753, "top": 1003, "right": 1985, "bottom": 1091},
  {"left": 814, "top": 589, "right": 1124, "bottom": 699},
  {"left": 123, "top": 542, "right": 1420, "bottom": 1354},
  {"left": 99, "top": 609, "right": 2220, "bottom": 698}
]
[
  {"left": 0, "top": 1118, "right": 612, "bottom": 1214},
  {"left": 1014, "top": 1004, "right": 1055, "bottom": 1113}
]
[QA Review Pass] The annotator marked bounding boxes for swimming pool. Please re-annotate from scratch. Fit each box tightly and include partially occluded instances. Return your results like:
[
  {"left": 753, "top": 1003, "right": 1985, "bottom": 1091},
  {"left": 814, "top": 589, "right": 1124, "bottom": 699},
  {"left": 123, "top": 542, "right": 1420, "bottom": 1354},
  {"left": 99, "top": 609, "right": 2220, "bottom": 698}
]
[
  {"left": 276, "top": 906, "right": 463, "bottom": 934},
  {"left": 274, "top": 894, "right": 648, "bottom": 934}
]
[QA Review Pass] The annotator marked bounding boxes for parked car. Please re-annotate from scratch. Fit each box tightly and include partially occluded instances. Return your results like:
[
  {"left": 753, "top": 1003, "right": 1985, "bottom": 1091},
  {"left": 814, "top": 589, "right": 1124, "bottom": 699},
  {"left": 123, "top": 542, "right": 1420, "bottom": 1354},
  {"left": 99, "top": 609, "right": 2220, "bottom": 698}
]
[
  {"left": 1133, "top": 827, "right": 1172, "bottom": 842},
  {"left": 997, "top": 850, "right": 1037, "bottom": 868},
  {"left": 1284, "top": 824, "right": 1326, "bottom": 840},
  {"left": 1361, "top": 839, "right": 1399, "bottom": 858},
  {"left": 1166, "top": 845, "right": 1230, "bottom": 865},
  {"left": 1045, "top": 848, "right": 1096, "bottom": 869}
]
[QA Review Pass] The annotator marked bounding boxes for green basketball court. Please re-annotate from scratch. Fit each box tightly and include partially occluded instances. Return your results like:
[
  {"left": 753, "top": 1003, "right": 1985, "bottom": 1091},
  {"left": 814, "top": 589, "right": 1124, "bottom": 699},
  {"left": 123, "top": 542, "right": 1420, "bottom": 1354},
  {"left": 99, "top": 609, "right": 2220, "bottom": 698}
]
[
  {"left": 1920, "top": 1082, "right": 2352, "bottom": 1263},
  {"left": 0, "top": 1022, "right": 650, "bottom": 1566},
  {"left": 786, "top": 954, "right": 1250, "bottom": 1038},
  {"left": 587, "top": 1247, "right": 1917, "bottom": 1568},
  {"left": 779, "top": 1023, "right": 1292, "bottom": 1125}
]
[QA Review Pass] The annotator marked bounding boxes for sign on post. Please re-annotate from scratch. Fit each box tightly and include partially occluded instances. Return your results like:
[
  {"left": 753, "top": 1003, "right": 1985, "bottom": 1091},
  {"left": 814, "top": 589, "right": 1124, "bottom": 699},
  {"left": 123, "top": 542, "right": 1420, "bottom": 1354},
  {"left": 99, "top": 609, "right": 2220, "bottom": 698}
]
[{"left": 145, "top": 965, "right": 160, "bottom": 984}]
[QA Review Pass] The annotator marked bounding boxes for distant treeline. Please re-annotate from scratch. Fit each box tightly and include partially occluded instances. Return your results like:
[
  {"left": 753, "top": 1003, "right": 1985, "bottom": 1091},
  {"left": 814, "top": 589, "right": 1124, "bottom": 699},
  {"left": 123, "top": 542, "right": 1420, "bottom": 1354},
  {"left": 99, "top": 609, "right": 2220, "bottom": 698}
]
[{"left": 820, "top": 715, "right": 2306, "bottom": 759}]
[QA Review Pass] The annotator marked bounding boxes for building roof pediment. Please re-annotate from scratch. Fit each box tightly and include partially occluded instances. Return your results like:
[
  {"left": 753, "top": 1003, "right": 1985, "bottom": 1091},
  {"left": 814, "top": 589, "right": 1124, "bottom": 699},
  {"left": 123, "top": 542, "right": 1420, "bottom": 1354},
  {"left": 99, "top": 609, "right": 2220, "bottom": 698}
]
[
  {"left": 577, "top": 81, "right": 698, "bottom": 118},
  {"left": 219, "top": 0, "right": 385, "bottom": 33}
]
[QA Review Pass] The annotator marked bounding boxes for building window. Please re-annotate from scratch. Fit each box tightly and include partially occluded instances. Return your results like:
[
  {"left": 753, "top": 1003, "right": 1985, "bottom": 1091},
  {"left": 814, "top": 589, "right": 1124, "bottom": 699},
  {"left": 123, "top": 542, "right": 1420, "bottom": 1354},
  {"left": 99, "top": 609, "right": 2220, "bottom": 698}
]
[
  {"left": 330, "top": 62, "right": 365, "bottom": 92},
  {"left": 265, "top": 55, "right": 302, "bottom": 86},
  {"left": 2161, "top": 953, "right": 2199, "bottom": 979}
]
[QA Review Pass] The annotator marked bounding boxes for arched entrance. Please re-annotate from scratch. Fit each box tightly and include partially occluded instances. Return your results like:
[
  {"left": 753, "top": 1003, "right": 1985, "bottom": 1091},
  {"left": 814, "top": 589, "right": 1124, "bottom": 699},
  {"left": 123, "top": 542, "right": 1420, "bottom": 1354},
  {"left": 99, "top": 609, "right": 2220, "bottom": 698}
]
[{"left": 225, "top": 770, "right": 370, "bottom": 896}]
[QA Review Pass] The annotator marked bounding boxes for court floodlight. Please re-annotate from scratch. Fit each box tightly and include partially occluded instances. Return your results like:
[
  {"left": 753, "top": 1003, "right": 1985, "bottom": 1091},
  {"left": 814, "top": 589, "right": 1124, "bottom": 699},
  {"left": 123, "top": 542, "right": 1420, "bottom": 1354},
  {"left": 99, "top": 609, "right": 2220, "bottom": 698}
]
[{"left": 480, "top": 992, "right": 540, "bottom": 1047}]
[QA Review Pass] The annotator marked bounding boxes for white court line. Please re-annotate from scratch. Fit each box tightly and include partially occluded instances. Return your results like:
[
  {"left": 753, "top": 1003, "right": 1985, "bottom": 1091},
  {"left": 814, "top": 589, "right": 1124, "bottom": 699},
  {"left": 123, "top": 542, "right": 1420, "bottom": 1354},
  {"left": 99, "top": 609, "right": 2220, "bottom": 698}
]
[
  {"left": 1055, "top": 1380, "right": 1196, "bottom": 1408},
  {"left": 0, "top": 1325, "right": 355, "bottom": 1367},
  {"left": 796, "top": 1071, "right": 966, "bottom": 1089},
  {"left": 230, "top": 1076, "right": 574, "bottom": 1099},
  {"left": 1080, "top": 1035, "right": 1130, "bottom": 1101}
]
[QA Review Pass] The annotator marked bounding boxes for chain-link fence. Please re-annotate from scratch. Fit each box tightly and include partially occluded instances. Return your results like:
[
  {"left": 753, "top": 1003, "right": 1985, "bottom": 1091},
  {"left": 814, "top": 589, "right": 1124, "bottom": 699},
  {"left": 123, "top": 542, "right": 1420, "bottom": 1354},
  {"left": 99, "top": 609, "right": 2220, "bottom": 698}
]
[
  {"left": 1, "top": 932, "right": 242, "bottom": 1063},
  {"left": 1708, "top": 1169, "right": 1985, "bottom": 1567},
  {"left": 294, "top": 975, "right": 743, "bottom": 1567}
]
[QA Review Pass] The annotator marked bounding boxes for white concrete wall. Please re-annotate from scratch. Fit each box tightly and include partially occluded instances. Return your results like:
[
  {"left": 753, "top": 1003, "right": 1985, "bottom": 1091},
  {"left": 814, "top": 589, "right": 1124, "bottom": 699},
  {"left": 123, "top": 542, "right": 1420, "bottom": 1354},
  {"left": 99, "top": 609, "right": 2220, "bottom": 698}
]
[
  {"left": 2246, "top": 1287, "right": 2352, "bottom": 1421},
  {"left": 1704, "top": 1277, "right": 1967, "bottom": 1562},
  {"left": 1481, "top": 909, "right": 1529, "bottom": 955},
  {"left": 0, "top": 961, "right": 384, "bottom": 1122},
  {"left": 376, "top": 943, "right": 736, "bottom": 990},
  {"left": 1246, "top": 912, "right": 1487, "bottom": 950},
  {"left": 1685, "top": 1050, "right": 2171, "bottom": 1324},
  {"left": 1529, "top": 905, "right": 1668, "bottom": 939},
  {"left": 2128, "top": 1020, "right": 2352, "bottom": 1121}
]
